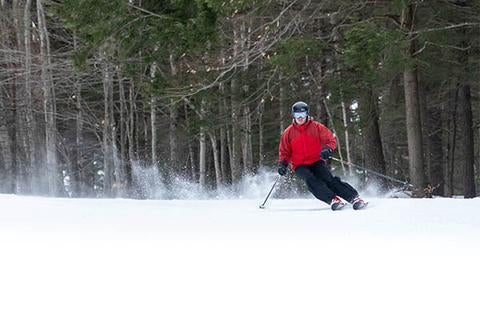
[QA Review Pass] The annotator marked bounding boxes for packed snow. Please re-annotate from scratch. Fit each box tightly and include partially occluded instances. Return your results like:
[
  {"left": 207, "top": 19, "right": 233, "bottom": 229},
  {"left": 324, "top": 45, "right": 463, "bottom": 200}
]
[{"left": 1, "top": 194, "right": 479, "bottom": 320}]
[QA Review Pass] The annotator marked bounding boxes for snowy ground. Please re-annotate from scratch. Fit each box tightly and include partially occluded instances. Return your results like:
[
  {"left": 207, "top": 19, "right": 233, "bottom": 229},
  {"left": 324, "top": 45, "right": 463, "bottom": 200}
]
[{"left": 1, "top": 194, "right": 479, "bottom": 320}]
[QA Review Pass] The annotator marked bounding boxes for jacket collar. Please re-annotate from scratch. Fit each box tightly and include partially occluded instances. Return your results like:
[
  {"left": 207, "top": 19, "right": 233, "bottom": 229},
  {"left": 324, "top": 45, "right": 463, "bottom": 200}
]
[{"left": 292, "top": 117, "right": 310, "bottom": 128}]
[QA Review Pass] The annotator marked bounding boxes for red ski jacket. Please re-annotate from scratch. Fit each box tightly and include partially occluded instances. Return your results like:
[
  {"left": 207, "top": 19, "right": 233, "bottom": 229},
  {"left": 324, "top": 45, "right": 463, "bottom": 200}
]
[{"left": 278, "top": 119, "right": 337, "bottom": 170}]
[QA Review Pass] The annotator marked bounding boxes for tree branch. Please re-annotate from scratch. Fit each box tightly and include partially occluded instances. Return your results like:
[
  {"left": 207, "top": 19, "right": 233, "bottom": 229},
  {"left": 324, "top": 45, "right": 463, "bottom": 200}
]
[{"left": 412, "top": 22, "right": 480, "bottom": 35}]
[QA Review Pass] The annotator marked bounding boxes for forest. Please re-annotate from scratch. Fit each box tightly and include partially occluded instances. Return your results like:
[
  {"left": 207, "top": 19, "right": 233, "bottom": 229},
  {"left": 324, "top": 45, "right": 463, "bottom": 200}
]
[{"left": 0, "top": 0, "right": 479, "bottom": 198}]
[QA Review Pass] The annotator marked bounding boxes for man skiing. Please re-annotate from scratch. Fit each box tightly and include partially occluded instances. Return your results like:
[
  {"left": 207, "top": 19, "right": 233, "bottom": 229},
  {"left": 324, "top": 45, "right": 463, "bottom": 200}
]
[{"left": 277, "top": 101, "right": 366, "bottom": 210}]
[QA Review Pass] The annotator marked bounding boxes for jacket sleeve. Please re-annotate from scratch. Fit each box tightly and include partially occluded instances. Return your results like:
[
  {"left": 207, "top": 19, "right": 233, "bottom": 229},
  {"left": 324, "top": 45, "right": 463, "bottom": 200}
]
[
  {"left": 317, "top": 122, "right": 337, "bottom": 150},
  {"left": 278, "top": 129, "right": 291, "bottom": 164}
]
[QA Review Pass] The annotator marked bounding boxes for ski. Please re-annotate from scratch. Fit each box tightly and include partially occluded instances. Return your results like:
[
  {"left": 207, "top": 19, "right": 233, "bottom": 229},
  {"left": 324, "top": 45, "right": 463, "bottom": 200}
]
[
  {"left": 331, "top": 202, "right": 347, "bottom": 211},
  {"left": 353, "top": 201, "right": 368, "bottom": 210}
]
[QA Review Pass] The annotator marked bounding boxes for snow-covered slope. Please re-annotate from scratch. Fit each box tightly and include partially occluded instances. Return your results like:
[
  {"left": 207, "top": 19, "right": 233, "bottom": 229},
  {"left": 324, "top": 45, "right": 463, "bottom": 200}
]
[{"left": 1, "top": 195, "right": 479, "bottom": 320}]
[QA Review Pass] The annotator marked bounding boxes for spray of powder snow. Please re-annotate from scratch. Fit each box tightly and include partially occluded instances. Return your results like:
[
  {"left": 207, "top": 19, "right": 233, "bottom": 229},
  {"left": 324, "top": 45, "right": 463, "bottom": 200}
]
[
  {"left": 339, "top": 169, "right": 411, "bottom": 199},
  {"left": 131, "top": 163, "right": 302, "bottom": 199},
  {"left": 130, "top": 163, "right": 397, "bottom": 200}
]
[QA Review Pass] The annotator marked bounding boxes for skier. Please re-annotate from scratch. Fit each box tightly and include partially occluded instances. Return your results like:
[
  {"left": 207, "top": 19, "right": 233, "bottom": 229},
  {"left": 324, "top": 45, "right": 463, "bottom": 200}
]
[{"left": 277, "top": 101, "right": 366, "bottom": 210}]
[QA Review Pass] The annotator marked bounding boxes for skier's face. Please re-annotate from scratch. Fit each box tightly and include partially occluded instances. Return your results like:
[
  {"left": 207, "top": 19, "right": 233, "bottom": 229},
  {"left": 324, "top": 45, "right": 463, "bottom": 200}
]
[{"left": 293, "top": 113, "right": 307, "bottom": 125}]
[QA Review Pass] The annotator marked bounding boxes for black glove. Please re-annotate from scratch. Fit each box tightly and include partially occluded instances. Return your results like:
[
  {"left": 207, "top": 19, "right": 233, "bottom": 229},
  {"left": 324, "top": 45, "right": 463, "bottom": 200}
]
[
  {"left": 320, "top": 147, "right": 333, "bottom": 161},
  {"left": 277, "top": 161, "right": 288, "bottom": 176}
]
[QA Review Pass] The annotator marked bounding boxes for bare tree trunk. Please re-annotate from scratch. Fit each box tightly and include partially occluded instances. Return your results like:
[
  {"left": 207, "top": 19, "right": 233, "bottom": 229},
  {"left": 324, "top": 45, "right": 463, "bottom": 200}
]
[
  {"left": 0, "top": 88, "right": 14, "bottom": 193},
  {"left": 102, "top": 57, "right": 114, "bottom": 196},
  {"left": 341, "top": 101, "right": 352, "bottom": 176},
  {"left": 117, "top": 68, "right": 128, "bottom": 191},
  {"left": 404, "top": 68, "right": 426, "bottom": 194},
  {"left": 112, "top": 123, "right": 122, "bottom": 197},
  {"left": 37, "top": 0, "right": 58, "bottom": 195},
  {"left": 209, "top": 131, "right": 222, "bottom": 188},
  {"left": 424, "top": 99, "right": 444, "bottom": 196},
  {"left": 315, "top": 64, "right": 329, "bottom": 126},
  {"left": 230, "top": 78, "right": 242, "bottom": 183},
  {"left": 169, "top": 53, "right": 178, "bottom": 171},
  {"left": 279, "top": 75, "right": 287, "bottom": 134},
  {"left": 219, "top": 81, "right": 229, "bottom": 182},
  {"left": 258, "top": 98, "right": 265, "bottom": 168},
  {"left": 241, "top": 18, "right": 253, "bottom": 174},
  {"left": 457, "top": 30, "right": 476, "bottom": 198},
  {"left": 128, "top": 82, "right": 136, "bottom": 163},
  {"left": 226, "top": 129, "right": 233, "bottom": 178},
  {"left": 230, "top": 24, "right": 242, "bottom": 183},
  {"left": 0, "top": 5, "right": 15, "bottom": 193},
  {"left": 199, "top": 101, "right": 206, "bottom": 187},
  {"left": 402, "top": 4, "right": 426, "bottom": 195},
  {"left": 323, "top": 100, "right": 346, "bottom": 174},
  {"left": 150, "top": 62, "right": 158, "bottom": 166},
  {"left": 443, "top": 89, "right": 458, "bottom": 197},
  {"left": 125, "top": 80, "right": 136, "bottom": 193},
  {"left": 72, "top": 35, "right": 84, "bottom": 196},
  {"left": 242, "top": 103, "right": 253, "bottom": 174},
  {"left": 10, "top": 0, "right": 23, "bottom": 192},
  {"left": 220, "top": 126, "right": 227, "bottom": 182},
  {"left": 358, "top": 88, "right": 386, "bottom": 188},
  {"left": 184, "top": 103, "right": 196, "bottom": 180},
  {"left": 22, "top": 0, "right": 35, "bottom": 192},
  {"left": 458, "top": 83, "right": 475, "bottom": 198}
]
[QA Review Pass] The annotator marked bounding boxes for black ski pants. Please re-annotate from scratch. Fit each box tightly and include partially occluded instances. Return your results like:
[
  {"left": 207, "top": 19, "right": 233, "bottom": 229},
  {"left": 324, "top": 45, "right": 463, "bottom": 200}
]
[{"left": 295, "top": 160, "right": 358, "bottom": 204}]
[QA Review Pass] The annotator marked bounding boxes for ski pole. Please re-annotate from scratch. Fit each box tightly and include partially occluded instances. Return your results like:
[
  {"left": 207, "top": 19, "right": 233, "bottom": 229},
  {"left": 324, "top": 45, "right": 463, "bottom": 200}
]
[
  {"left": 331, "top": 157, "right": 414, "bottom": 188},
  {"left": 259, "top": 175, "right": 281, "bottom": 209}
]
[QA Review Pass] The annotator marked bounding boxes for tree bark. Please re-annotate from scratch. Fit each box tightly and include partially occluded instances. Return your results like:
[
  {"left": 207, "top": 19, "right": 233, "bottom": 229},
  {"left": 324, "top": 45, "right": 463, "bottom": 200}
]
[
  {"left": 0, "top": 5, "right": 15, "bottom": 193},
  {"left": 242, "top": 103, "right": 253, "bottom": 174},
  {"left": 458, "top": 83, "right": 475, "bottom": 198},
  {"left": 402, "top": 4, "right": 426, "bottom": 195},
  {"left": 0, "top": 87, "right": 13, "bottom": 193},
  {"left": 241, "top": 18, "right": 253, "bottom": 174},
  {"left": 219, "top": 81, "right": 229, "bottom": 183},
  {"left": 220, "top": 126, "right": 228, "bottom": 183},
  {"left": 258, "top": 98, "right": 265, "bottom": 168},
  {"left": 323, "top": 99, "right": 346, "bottom": 174},
  {"left": 150, "top": 62, "right": 158, "bottom": 166},
  {"left": 458, "top": 29, "right": 476, "bottom": 198},
  {"left": 102, "top": 57, "right": 114, "bottom": 196},
  {"left": 117, "top": 68, "right": 128, "bottom": 191},
  {"left": 21, "top": 0, "right": 36, "bottom": 192},
  {"left": 72, "top": 35, "right": 84, "bottom": 197},
  {"left": 230, "top": 24, "right": 243, "bottom": 183},
  {"left": 128, "top": 81, "right": 136, "bottom": 163},
  {"left": 37, "top": 0, "right": 58, "bottom": 195},
  {"left": 209, "top": 131, "right": 222, "bottom": 188},
  {"left": 184, "top": 103, "right": 196, "bottom": 180},
  {"left": 124, "top": 80, "right": 137, "bottom": 194},
  {"left": 443, "top": 89, "right": 458, "bottom": 197},
  {"left": 169, "top": 53, "right": 179, "bottom": 171},
  {"left": 112, "top": 119, "right": 122, "bottom": 197},
  {"left": 358, "top": 88, "right": 386, "bottom": 188},
  {"left": 278, "top": 75, "right": 287, "bottom": 134},
  {"left": 199, "top": 101, "right": 206, "bottom": 187},
  {"left": 341, "top": 100, "right": 353, "bottom": 176},
  {"left": 315, "top": 64, "right": 329, "bottom": 126},
  {"left": 424, "top": 99, "right": 444, "bottom": 196},
  {"left": 230, "top": 75, "right": 242, "bottom": 183}
]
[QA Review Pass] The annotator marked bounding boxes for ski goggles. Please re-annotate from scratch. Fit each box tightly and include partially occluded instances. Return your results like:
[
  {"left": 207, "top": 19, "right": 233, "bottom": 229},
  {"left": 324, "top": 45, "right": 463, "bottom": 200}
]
[{"left": 293, "top": 111, "right": 308, "bottom": 119}]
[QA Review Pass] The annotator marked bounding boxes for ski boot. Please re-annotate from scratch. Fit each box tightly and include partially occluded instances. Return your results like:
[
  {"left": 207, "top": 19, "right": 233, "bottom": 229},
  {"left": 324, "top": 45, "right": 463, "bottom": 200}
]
[
  {"left": 331, "top": 196, "right": 346, "bottom": 211},
  {"left": 352, "top": 196, "right": 367, "bottom": 210}
]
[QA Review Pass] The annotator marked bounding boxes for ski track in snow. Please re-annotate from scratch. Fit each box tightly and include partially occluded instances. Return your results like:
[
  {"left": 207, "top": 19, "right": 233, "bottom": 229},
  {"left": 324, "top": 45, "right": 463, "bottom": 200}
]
[{"left": 0, "top": 195, "right": 479, "bottom": 320}]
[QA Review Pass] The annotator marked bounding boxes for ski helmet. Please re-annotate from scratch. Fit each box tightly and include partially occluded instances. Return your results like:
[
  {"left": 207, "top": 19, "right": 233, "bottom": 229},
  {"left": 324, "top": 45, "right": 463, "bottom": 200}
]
[{"left": 291, "top": 101, "right": 309, "bottom": 117}]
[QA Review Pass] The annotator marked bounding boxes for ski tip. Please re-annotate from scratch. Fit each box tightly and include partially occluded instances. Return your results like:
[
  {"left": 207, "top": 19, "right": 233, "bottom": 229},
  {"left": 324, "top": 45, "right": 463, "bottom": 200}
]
[
  {"left": 353, "top": 202, "right": 369, "bottom": 210},
  {"left": 331, "top": 204, "right": 346, "bottom": 211}
]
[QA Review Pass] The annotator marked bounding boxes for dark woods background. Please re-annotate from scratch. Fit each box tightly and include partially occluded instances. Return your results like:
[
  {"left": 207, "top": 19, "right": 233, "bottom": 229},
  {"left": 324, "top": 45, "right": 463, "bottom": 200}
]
[{"left": 0, "top": 0, "right": 479, "bottom": 198}]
